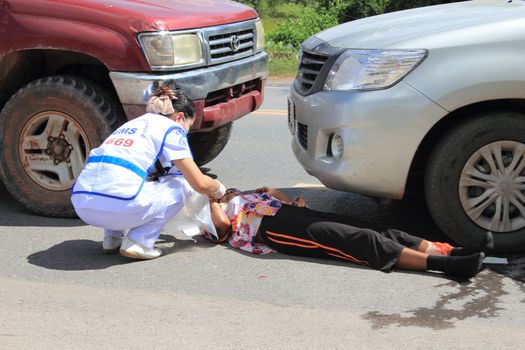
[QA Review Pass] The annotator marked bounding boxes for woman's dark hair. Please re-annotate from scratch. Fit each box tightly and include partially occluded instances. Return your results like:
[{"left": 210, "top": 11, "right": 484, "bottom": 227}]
[
  {"left": 153, "top": 86, "right": 196, "bottom": 119},
  {"left": 171, "top": 90, "right": 196, "bottom": 120}
]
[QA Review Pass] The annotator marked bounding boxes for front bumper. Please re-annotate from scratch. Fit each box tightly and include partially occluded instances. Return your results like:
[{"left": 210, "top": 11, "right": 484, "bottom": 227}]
[
  {"left": 289, "top": 81, "right": 448, "bottom": 199},
  {"left": 110, "top": 51, "right": 268, "bottom": 130}
]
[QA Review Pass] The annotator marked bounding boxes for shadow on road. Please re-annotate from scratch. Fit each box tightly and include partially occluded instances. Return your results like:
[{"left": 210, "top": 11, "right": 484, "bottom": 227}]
[
  {"left": 26, "top": 234, "right": 199, "bottom": 271},
  {"left": 277, "top": 186, "right": 446, "bottom": 241},
  {"left": 27, "top": 238, "right": 131, "bottom": 270},
  {"left": 8, "top": 180, "right": 524, "bottom": 283},
  {"left": 0, "top": 181, "right": 85, "bottom": 228}
]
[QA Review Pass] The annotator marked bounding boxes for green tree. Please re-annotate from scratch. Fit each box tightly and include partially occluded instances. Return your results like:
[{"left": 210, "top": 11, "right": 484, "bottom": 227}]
[
  {"left": 237, "top": 0, "right": 279, "bottom": 16},
  {"left": 295, "top": 0, "right": 465, "bottom": 22},
  {"left": 267, "top": 6, "right": 338, "bottom": 48}
]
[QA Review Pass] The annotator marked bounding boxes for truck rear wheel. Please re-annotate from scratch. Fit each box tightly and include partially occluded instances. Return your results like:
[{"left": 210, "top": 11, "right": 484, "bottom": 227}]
[
  {"left": 188, "top": 122, "right": 232, "bottom": 166},
  {"left": 0, "top": 76, "right": 123, "bottom": 217},
  {"left": 425, "top": 111, "right": 525, "bottom": 253}
]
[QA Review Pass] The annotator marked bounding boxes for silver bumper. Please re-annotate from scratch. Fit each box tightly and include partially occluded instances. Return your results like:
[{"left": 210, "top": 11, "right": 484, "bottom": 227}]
[
  {"left": 109, "top": 51, "right": 268, "bottom": 104},
  {"left": 289, "top": 81, "right": 448, "bottom": 199}
]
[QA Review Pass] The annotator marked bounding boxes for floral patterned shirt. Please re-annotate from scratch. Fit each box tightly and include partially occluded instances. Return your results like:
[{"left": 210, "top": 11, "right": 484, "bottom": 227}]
[{"left": 224, "top": 192, "right": 282, "bottom": 254}]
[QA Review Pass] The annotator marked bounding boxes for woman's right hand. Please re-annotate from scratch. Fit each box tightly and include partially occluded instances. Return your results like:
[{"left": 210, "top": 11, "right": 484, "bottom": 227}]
[
  {"left": 174, "top": 158, "right": 227, "bottom": 196},
  {"left": 210, "top": 181, "right": 226, "bottom": 199}
]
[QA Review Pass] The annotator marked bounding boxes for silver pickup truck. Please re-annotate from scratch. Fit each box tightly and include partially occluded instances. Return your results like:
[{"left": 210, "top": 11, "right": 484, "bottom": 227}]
[{"left": 288, "top": 0, "right": 525, "bottom": 253}]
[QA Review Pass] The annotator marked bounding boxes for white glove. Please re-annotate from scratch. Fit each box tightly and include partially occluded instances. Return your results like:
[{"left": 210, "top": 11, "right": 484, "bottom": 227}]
[{"left": 210, "top": 181, "right": 226, "bottom": 199}]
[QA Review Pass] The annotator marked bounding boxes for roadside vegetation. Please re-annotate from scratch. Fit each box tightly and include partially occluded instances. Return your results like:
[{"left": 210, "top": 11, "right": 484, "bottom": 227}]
[{"left": 238, "top": 0, "right": 462, "bottom": 77}]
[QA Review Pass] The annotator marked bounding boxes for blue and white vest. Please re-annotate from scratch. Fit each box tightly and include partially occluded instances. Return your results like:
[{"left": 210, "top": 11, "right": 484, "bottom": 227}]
[{"left": 71, "top": 113, "right": 192, "bottom": 203}]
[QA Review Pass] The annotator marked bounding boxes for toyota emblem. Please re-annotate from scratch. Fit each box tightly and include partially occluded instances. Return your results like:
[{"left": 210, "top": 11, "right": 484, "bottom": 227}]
[{"left": 230, "top": 35, "right": 240, "bottom": 52}]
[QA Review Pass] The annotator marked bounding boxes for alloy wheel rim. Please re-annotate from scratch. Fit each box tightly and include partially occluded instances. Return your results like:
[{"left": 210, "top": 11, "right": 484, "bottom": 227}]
[
  {"left": 459, "top": 140, "right": 525, "bottom": 232},
  {"left": 19, "top": 111, "right": 90, "bottom": 191}
]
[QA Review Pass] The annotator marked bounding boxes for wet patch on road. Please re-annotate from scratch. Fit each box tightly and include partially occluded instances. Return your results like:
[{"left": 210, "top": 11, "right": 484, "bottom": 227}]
[
  {"left": 487, "top": 255, "right": 525, "bottom": 283},
  {"left": 486, "top": 254, "right": 525, "bottom": 303},
  {"left": 362, "top": 271, "right": 507, "bottom": 330}
]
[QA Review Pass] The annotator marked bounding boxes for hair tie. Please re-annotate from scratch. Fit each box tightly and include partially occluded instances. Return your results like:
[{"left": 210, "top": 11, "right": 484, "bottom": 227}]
[
  {"left": 155, "top": 86, "right": 178, "bottom": 100},
  {"left": 146, "top": 95, "right": 175, "bottom": 115}
]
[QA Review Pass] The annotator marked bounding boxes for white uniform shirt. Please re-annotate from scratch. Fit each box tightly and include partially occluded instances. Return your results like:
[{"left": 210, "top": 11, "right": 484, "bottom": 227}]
[{"left": 71, "top": 113, "right": 192, "bottom": 212}]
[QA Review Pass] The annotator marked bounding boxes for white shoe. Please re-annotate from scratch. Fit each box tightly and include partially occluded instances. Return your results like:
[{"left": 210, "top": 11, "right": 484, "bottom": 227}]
[
  {"left": 102, "top": 236, "right": 122, "bottom": 254},
  {"left": 119, "top": 237, "right": 161, "bottom": 260}
]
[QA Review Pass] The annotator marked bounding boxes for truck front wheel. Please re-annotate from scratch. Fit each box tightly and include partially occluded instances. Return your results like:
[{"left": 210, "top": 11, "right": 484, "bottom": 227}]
[
  {"left": 425, "top": 111, "right": 525, "bottom": 253},
  {"left": 0, "top": 76, "right": 123, "bottom": 217},
  {"left": 188, "top": 122, "right": 232, "bottom": 166}
]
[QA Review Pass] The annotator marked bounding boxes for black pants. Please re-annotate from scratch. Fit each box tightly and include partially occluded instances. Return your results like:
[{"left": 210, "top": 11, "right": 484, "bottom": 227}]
[{"left": 258, "top": 205, "right": 423, "bottom": 272}]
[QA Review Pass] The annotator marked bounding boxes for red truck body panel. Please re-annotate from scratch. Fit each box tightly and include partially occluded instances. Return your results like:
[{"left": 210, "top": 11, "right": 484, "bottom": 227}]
[
  {"left": 0, "top": 0, "right": 267, "bottom": 217},
  {"left": 1, "top": 0, "right": 257, "bottom": 71},
  {"left": 195, "top": 80, "right": 265, "bottom": 130}
]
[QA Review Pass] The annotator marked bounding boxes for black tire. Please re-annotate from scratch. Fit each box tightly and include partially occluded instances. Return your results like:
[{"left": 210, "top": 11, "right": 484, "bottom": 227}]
[
  {"left": 425, "top": 111, "right": 525, "bottom": 253},
  {"left": 188, "top": 122, "right": 232, "bottom": 166},
  {"left": 0, "top": 76, "right": 123, "bottom": 217}
]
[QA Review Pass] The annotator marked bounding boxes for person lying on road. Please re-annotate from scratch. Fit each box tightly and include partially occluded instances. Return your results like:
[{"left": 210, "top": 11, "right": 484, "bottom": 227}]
[{"left": 204, "top": 187, "right": 492, "bottom": 279}]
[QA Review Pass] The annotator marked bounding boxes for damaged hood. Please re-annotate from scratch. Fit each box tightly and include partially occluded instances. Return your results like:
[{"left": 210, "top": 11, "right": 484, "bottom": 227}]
[{"left": 9, "top": 0, "right": 258, "bottom": 33}]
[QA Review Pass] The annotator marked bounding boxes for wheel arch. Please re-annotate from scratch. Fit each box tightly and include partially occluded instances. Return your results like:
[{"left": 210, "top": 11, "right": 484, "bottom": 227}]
[
  {"left": 0, "top": 75, "right": 125, "bottom": 217},
  {"left": 405, "top": 99, "right": 525, "bottom": 196},
  {"left": 0, "top": 49, "right": 123, "bottom": 116}
]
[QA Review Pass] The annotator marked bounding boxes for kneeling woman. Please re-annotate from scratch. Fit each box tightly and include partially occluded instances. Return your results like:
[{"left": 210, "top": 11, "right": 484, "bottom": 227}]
[
  {"left": 206, "top": 187, "right": 489, "bottom": 278},
  {"left": 71, "top": 86, "right": 226, "bottom": 260}
]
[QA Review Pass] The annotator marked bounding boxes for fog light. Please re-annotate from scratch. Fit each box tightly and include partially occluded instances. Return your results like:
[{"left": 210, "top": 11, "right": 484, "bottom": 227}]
[{"left": 331, "top": 134, "right": 344, "bottom": 159}]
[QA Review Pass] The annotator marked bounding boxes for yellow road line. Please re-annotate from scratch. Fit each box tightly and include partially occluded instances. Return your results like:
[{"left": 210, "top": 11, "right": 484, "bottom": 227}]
[{"left": 251, "top": 109, "right": 288, "bottom": 116}]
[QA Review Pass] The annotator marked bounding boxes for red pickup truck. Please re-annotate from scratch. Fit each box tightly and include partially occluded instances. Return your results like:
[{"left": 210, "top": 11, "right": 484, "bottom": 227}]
[{"left": 0, "top": 0, "right": 267, "bottom": 217}]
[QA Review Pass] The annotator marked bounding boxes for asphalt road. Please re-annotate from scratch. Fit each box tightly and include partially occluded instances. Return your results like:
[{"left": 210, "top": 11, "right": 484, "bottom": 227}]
[{"left": 1, "top": 80, "right": 524, "bottom": 350}]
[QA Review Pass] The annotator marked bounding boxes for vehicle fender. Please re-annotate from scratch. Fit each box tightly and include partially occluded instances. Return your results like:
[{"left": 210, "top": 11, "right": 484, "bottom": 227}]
[
  {"left": 403, "top": 41, "right": 525, "bottom": 112},
  {"left": 1, "top": 10, "right": 150, "bottom": 71}
]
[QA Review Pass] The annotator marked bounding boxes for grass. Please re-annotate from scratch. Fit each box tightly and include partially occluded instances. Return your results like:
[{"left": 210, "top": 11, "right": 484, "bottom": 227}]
[
  {"left": 268, "top": 54, "right": 297, "bottom": 78},
  {"left": 264, "top": 36, "right": 299, "bottom": 78},
  {"left": 261, "top": 17, "right": 281, "bottom": 35},
  {"left": 261, "top": 3, "right": 303, "bottom": 78},
  {"left": 266, "top": 42, "right": 298, "bottom": 78},
  {"left": 272, "top": 2, "right": 306, "bottom": 18}
]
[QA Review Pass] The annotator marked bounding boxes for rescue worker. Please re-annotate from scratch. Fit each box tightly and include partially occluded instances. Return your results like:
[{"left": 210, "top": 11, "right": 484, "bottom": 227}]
[{"left": 71, "top": 86, "right": 226, "bottom": 260}]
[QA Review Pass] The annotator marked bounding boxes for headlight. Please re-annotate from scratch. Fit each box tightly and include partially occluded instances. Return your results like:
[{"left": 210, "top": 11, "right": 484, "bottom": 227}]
[
  {"left": 255, "top": 20, "right": 265, "bottom": 51},
  {"left": 138, "top": 32, "right": 204, "bottom": 69},
  {"left": 324, "top": 49, "right": 427, "bottom": 91}
]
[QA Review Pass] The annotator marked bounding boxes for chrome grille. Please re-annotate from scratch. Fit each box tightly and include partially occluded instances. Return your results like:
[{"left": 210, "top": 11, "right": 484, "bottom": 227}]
[
  {"left": 296, "top": 50, "right": 329, "bottom": 94},
  {"left": 298, "top": 122, "right": 308, "bottom": 150},
  {"left": 203, "top": 21, "right": 257, "bottom": 66},
  {"left": 209, "top": 29, "right": 254, "bottom": 60}
]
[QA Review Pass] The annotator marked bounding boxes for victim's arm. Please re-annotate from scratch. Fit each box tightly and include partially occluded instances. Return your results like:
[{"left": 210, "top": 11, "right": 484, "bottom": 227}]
[
  {"left": 208, "top": 201, "right": 230, "bottom": 243},
  {"left": 256, "top": 186, "right": 306, "bottom": 207}
]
